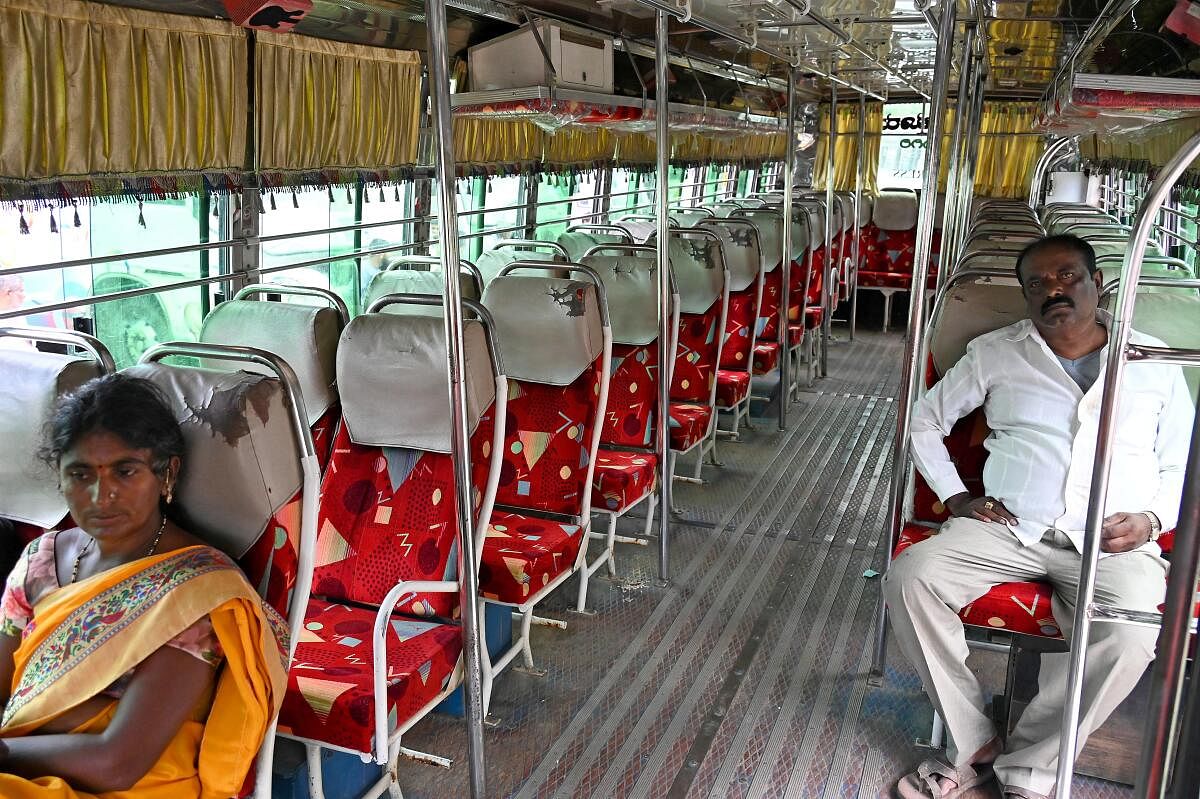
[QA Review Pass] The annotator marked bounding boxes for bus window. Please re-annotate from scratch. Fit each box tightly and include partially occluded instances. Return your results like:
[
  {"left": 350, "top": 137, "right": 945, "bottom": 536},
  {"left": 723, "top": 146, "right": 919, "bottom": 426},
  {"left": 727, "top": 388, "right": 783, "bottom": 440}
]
[
  {"left": 610, "top": 168, "right": 649, "bottom": 215},
  {"left": 359, "top": 180, "right": 418, "bottom": 305},
  {"left": 535, "top": 172, "right": 600, "bottom": 242},
  {"left": 0, "top": 197, "right": 204, "bottom": 368},
  {"left": 260, "top": 187, "right": 358, "bottom": 314},
  {"left": 877, "top": 101, "right": 926, "bottom": 190},
  {"left": 478, "top": 174, "right": 525, "bottom": 254}
]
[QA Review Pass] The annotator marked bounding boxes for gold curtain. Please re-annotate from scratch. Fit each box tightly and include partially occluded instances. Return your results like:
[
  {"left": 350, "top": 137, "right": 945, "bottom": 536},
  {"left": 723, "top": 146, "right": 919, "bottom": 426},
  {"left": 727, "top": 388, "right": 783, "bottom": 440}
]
[
  {"left": 544, "top": 126, "right": 616, "bottom": 166},
  {"left": 454, "top": 118, "right": 544, "bottom": 169},
  {"left": 0, "top": 0, "right": 245, "bottom": 186},
  {"left": 674, "top": 133, "right": 787, "bottom": 162},
  {"left": 615, "top": 133, "right": 657, "bottom": 165},
  {"left": 1081, "top": 117, "right": 1200, "bottom": 169},
  {"left": 973, "top": 103, "right": 1042, "bottom": 198},
  {"left": 256, "top": 33, "right": 421, "bottom": 172},
  {"left": 812, "top": 102, "right": 883, "bottom": 194}
]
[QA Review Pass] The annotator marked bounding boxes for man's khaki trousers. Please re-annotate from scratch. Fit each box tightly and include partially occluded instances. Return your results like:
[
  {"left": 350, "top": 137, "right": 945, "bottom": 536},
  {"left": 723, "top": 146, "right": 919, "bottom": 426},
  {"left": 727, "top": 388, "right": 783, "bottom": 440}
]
[{"left": 882, "top": 517, "right": 1167, "bottom": 794}]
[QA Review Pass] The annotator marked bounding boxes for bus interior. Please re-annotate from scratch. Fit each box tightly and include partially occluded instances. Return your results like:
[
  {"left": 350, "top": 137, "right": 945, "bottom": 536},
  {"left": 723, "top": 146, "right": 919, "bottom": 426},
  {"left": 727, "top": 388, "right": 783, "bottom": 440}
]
[{"left": 1, "top": 0, "right": 1199, "bottom": 797}]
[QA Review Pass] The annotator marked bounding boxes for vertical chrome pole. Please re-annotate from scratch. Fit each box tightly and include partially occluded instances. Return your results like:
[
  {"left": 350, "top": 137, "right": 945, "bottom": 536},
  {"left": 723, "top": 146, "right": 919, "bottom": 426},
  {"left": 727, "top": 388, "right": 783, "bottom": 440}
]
[
  {"left": 938, "top": 22, "right": 975, "bottom": 287},
  {"left": 872, "top": 0, "right": 956, "bottom": 678},
  {"left": 1135, "top": 399, "right": 1200, "bottom": 799},
  {"left": 850, "top": 91, "right": 866, "bottom": 341},
  {"left": 953, "top": 60, "right": 985, "bottom": 258},
  {"left": 655, "top": 9, "right": 672, "bottom": 583},
  {"left": 426, "top": 0, "right": 486, "bottom": 793},
  {"left": 821, "top": 75, "right": 836, "bottom": 378},
  {"left": 1056, "top": 127, "right": 1200, "bottom": 799},
  {"left": 779, "top": 68, "right": 796, "bottom": 431}
]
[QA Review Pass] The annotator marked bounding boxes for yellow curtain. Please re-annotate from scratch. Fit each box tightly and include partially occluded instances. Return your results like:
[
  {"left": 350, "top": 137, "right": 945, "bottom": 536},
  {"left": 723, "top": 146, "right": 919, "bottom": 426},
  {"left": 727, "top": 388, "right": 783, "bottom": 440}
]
[
  {"left": 256, "top": 33, "right": 421, "bottom": 172},
  {"left": 454, "top": 118, "right": 544, "bottom": 169},
  {"left": 615, "top": 133, "right": 657, "bottom": 165},
  {"left": 0, "top": 0, "right": 246, "bottom": 187},
  {"left": 812, "top": 102, "right": 882, "bottom": 194},
  {"left": 973, "top": 102, "right": 1042, "bottom": 198},
  {"left": 1080, "top": 117, "right": 1200, "bottom": 169},
  {"left": 673, "top": 133, "right": 787, "bottom": 162},
  {"left": 544, "top": 126, "right": 616, "bottom": 167}
]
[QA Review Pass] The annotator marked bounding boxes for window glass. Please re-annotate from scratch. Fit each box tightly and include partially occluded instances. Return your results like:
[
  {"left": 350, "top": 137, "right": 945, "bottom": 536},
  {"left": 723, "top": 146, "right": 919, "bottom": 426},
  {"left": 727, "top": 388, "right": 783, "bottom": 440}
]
[
  {"left": 359, "top": 181, "right": 418, "bottom": 311},
  {"left": 877, "top": 101, "right": 927, "bottom": 190},
  {"left": 260, "top": 187, "right": 359, "bottom": 314},
  {"left": 479, "top": 175, "right": 525, "bottom": 253},
  {"left": 534, "top": 173, "right": 599, "bottom": 242},
  {"left": 0, "top": 197, "right": 205, "bottom": 367}
]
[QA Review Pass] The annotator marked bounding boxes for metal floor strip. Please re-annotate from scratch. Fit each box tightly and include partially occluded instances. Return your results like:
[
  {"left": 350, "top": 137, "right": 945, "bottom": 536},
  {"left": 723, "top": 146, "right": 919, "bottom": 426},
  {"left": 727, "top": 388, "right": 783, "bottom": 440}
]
[
  {"left": 512, "top": 400, "right": 841, "bottom": 798},
  {"left": 565, "top": 399, "right": 859, "bottom": 798},
  {"left": 620, "top": 399, "right": 884, "bottom": 798}
]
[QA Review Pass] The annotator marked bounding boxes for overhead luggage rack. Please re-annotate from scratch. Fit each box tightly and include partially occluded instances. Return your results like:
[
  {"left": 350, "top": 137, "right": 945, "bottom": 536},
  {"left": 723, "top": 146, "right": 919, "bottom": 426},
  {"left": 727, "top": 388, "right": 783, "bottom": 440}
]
[
  {"left": 450, "top": 86, "right": 786, "bottom": 135},
  {"left": 1040, "top": 72, "right": 1200, "bottom": 137}
]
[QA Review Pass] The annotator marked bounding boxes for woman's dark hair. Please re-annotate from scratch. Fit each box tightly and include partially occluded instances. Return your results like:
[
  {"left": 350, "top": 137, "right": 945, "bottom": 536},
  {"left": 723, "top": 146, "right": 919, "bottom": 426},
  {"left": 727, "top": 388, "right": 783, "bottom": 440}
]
[{"left": 39, "top": 373, "right": 185, "bottom": 477}]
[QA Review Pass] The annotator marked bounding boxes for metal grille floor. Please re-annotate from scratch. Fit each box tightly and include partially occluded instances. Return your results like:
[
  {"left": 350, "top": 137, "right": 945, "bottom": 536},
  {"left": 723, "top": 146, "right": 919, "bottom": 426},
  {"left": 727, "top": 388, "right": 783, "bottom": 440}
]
[{"left": 401, "top": 330, "right": 1134, "bottom": 799}]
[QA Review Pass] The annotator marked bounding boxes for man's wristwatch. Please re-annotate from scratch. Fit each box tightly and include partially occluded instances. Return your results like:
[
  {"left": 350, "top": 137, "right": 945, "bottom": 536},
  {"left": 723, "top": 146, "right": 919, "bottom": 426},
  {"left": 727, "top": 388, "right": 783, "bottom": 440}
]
[{"left": 1144, "top": 511, "right": 1163, "bottom": 542}]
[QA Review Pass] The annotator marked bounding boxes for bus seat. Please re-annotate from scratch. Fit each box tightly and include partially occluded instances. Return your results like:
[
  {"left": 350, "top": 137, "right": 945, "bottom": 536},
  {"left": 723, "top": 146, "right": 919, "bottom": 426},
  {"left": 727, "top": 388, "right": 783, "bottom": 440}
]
[
  {"left": 199, "top": 298, "right": 343, "bottom": 470},
  {"left": 363, "top": 267, "right": 482, "bottom": 315},
  {"left": 614, "top": 217, "right": 658, "bottom": 243},
  {"left": 275, "top": 310, "right": 502, "bottom": 758},
  {"left": 665, "top": 232, "right": 727, "bottom": 478},
  {"left": 856, "top": 190, "right": 924, "bottom": 329},
  {"left": 476, "top": 246, "right": 562, "bottom": 284},
  {"left": 735, "top": 209, "right": 786, "bottom": 377},
  {"left": 1101, "top": 292, "right": 1200, "bottom": 401},
  {"left": 0, "top": 348, "right": 101, "bottom": 542},
  {"left": 478, "top": 272, "right": 608, "bottom": 676},
  {"left": 579, "top": 250, "right": 669, "bottom": 606},
  {"left": 701, "top": 217, "right": 764, "bottom": 438},
  {"left": 557, "top": 230, "right": 626, "bottom": 261}
]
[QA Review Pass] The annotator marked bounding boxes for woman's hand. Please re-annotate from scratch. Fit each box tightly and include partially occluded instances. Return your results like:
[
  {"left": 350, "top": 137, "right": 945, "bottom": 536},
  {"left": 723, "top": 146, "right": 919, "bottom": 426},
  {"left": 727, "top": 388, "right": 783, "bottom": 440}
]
[{"left": 0, "top": 644, "right": 214, "bottom": 792}]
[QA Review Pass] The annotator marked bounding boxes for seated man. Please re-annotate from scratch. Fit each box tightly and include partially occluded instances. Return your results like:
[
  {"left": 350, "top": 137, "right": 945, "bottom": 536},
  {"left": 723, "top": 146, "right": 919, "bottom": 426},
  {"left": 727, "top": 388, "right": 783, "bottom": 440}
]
[{"left": 885, "top": 234, "right": 1194, "bottom": 799}]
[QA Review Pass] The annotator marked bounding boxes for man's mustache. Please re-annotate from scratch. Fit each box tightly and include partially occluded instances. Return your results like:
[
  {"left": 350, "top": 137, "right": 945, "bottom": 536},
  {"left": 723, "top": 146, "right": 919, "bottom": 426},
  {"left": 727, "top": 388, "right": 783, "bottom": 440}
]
[{"left": 1041, "top": 296, "right": 1073, "bottom": 314}]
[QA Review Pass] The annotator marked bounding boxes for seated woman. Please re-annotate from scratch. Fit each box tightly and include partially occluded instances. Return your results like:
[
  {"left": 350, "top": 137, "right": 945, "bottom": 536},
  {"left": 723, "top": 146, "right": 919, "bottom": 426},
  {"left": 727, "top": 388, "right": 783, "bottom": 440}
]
[{"left": 0, "top": 374, "right": 289, "bottom": 798}]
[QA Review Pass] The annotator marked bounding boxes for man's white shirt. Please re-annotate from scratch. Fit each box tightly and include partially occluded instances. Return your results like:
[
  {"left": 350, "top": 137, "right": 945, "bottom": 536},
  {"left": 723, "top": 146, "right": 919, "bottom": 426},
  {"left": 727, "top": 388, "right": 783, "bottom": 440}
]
[{"left": 910, "top": 313, "right": 1194, "bottom": 554}]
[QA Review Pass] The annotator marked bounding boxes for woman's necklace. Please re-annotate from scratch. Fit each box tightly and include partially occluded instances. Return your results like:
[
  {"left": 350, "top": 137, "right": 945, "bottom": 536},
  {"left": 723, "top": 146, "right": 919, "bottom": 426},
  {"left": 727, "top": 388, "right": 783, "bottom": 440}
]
[{"left": 71, "top": 516, "right": 168, "bottom": 584}]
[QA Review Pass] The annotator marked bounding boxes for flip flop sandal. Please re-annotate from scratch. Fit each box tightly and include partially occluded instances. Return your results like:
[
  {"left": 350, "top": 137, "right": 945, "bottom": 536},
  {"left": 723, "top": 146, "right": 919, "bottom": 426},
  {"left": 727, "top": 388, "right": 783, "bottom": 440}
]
[{"left": 895, "top": 759, "right": 995, "bottom": 799}]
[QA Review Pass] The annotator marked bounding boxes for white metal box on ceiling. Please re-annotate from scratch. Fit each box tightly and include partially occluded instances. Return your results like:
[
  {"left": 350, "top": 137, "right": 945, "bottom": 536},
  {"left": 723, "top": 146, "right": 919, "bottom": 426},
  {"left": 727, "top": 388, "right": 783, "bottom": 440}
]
[{"left": 469, "top": 22, "right": 615, "bottom": 94}]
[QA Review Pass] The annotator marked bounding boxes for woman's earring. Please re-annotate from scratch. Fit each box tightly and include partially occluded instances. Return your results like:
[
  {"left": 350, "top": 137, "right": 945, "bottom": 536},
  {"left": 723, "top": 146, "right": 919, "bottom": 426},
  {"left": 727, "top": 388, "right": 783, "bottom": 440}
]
[{"left": 165, "top": 483, "right": 174, "bottom": 504}]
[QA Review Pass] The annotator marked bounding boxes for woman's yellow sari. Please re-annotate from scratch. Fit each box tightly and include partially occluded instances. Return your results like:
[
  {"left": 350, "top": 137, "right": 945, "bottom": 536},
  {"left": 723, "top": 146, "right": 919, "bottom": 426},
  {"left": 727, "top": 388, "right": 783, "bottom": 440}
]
[{"left": 0, "top": 545, "right": 289, "bottom": 798}]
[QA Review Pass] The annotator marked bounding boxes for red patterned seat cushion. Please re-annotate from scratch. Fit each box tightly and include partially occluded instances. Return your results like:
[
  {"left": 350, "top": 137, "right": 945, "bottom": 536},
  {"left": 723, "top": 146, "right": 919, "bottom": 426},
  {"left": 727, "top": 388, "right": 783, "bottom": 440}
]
[
  {"left": 757, "top": 268, "right": 782, "bottom": 340},
  {"left": 278, "top": 599, "right": 462, "bottom": 753},
  {"left": 240, "top": 490, "right": 304, "bottom": 619},
  {"left": 719, "top": 289, "right": 758, "bottom": 370},
  {"left": 668, "top": 402, "right": 711, "bottom": 451},
  {"left": 893, "top": 525, "right": 1062, "bottom": 638},
  {"left": 603, "top": 342, "right": 659, "bottom": 448},
  {"left": 716, "top": 369, "right": 751, "bottom": 408},
  {"left": 857, "top": 271, "right": 914, "bottom": 290},
  {"left": 805, "top": 307, "right": 823, "bottom": 329},
  {"left": 311, "top": 406, "right": 340, "bottom": 472},
  {"left": 671, "top": 304, "right": 721, "bottom": 403},
  {"left": 876, "top": 228, "right": 917, "bottom": 272},
  {"left": 752, "top": 341, "right": 780, "bottom": 375},
  {"left": 480, "top": 511, "right": 583, "bottom": 605},
  {"left": 310, "top": 417, "right": 493, "bottom": 620},
  {"left": 592, "top": 449, "right": 657, "bottom": 512},
  {"left": 788, "top": 324, "right": 805, "bottom": 347},
  {"left": 495, "top": 361, "right": 602, "bottom": 517}
]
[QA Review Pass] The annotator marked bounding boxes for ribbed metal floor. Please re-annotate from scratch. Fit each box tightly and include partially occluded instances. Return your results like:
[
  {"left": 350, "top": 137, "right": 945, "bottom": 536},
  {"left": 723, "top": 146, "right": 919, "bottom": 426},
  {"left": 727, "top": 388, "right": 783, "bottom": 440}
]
[{"left": 401, "top": 330, "right": 1133, "bottom": 799}]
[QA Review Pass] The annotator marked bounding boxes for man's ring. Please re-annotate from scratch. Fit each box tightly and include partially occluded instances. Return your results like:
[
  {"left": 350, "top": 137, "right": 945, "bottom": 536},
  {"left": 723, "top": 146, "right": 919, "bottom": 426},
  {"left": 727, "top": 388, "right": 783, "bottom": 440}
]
[{"left": 983, "top": 500, "right": 994, "bottom": 510}]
